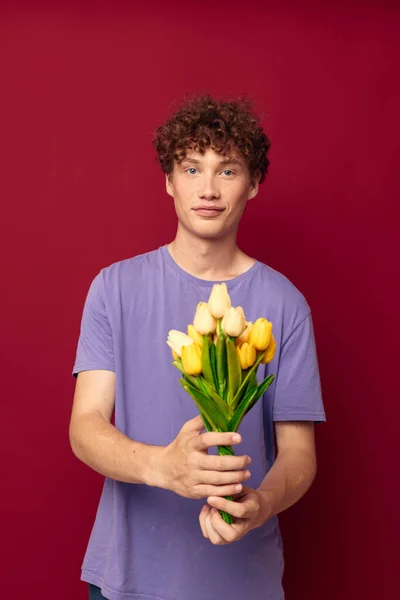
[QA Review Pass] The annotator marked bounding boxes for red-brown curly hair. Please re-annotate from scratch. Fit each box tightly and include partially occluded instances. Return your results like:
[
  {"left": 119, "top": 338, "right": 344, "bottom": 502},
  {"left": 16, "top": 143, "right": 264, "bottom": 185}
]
[{"left": 152, "top": 92, "right": 271, "bottom": 184}]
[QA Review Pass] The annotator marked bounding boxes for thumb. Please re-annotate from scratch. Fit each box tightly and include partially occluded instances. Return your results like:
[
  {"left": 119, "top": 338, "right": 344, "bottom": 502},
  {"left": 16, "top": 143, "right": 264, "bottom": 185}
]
[{"left": 181, "top": 414, "right": 205, "bottom": 433}]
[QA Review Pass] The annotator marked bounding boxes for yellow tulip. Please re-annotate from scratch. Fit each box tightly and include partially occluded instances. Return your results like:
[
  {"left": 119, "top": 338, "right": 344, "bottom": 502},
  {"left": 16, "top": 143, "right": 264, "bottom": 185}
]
[
  {"left": 261, "top": 334, "right": 277, "bottom": 364},
  {"left": 221, "top": 306, "right": 246, "bottom": 337},
  {"left": 207, "top": 282, "right": 232, "bottom": 318},
  {"left": 188, "top": 324, "right": 203, "bottom": 347},
  {"left": 166, "top": 330, "right": 194, "bottom": 357},
  {"left": 237, "top": 342, "right": 256, "bottom": 369},
  {"left": 249, "top": 318, "right": 273, "bottom": 351},
  {"left": 193, "top": 302, "right": 217, "bottom": 335},
  {"left": 235, "top": 321, "right": 252, "bottom": 347},
  {"left": 181, "top": 343, "right": 202, "bottom": 376}
]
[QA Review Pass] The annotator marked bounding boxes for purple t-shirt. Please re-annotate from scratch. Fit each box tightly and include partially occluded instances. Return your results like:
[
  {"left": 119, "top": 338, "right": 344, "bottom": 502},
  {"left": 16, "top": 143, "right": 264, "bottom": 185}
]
[{"left": 72, "top": 244, "right": 326, "bottom": 600}]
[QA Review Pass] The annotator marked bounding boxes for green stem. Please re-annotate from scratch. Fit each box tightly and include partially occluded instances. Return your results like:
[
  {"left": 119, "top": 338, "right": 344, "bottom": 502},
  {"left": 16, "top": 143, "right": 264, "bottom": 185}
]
[
  {"left": 218, "top": 318, "right": 223, "bottom": 336},
  {"left": 217, "top": 444, "right": 234, "bottom": 525}
]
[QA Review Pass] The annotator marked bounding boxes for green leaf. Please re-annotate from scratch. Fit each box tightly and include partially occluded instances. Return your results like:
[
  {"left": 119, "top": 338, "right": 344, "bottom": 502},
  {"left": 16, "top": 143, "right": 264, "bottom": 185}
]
[
  {"left": 229, "top": 388, "right": 258, "bottom": 432},
  {"left": 198, "top": 377, "right": 233, "bottom": 420},
  {"left": 174, "top": 360, "right": 231, "bottom": 421},
  {"left": 216, "top": 333, "right": 227, "bottom": 401},
  {"left": 226, "top": 337, "right": 242, "bottom": 405},
  {"left": 173, "top": 361, "right": 200, "bottom": 388},
  {"left": 201, "top": 335, "right": 216, "bottom": 390},
  {"left": 209, "top": 342, "right": 218, "bottom": 389},
  {"left": 180, "top": 379, "right": 229, "bottom": 432},
  {"left": 231, "top": 352, "right": 265, "bottom": 411},
  {"left": 199, "top": 410, "right": 213, "bottom": 432},
  {"left": 243, "top": 374, "right": 275, "bottom": 416},
  {"left": 244, "top": 369, "right": 258, "bottom": 396},
  {"left": 229, "top": 374, "right": 275, "bottom": 432}
]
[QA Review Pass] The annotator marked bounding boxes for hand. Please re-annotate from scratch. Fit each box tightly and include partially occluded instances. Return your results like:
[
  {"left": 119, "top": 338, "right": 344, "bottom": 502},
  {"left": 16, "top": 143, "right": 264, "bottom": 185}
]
[
  {"left": 160, "top": 415, "right": 252, "bottom": 499},
  {"left": 199, "top": 485, "right": 271, "bottom": 545}
]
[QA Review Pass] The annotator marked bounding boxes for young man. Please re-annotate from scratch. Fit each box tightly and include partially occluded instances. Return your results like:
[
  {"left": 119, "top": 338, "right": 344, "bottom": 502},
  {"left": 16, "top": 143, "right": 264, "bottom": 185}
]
[{"left": 70, "top": 93, "right": 326, "bottom": 600}]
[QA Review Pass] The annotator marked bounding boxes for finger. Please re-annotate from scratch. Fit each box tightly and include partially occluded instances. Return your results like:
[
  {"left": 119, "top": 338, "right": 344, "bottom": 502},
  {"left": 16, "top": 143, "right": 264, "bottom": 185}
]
[
  {"left": 181, "top": 414, "right": 205, "bottom": 433},
  {"left": 210, "top": 508, "right": 243, "bottom": 543},
  {"left": 200, "top": 469, "right": 251, "bottom": 486},
  {"left": 197, "top": 483, "right": 244, "bottom": 498},
  {"left": 199, "top": 505, "right": 210, "bottom": 539},
  {"left": 231, "top": 484, "right": 254, "bottom": 500},
  {"left": 205, "top": 510, "right": 225, "bottom": 545},
  {"left": 200, "top": 454, "right": 252, "bottom": 471},
  {"left": 207, "top": 496, "right": 257, "bottom": 520},
  {"left": 193, "top": 431, "right": 242, "bottom": 452}
]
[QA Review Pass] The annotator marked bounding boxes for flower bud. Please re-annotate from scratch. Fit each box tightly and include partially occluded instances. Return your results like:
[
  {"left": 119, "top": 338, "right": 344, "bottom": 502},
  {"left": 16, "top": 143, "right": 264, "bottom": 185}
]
[
  {"left": 235, "top": 321, "right": 252, "bottom": 347},
  {"left": 221, "top": 306, "right": 246, "bottom": 337},
  {"left": 207, "top": 283, "right": 231, "bottom": 318},
  {"left": 181, "top": 343, "right": 202, "bottom": 376},
  {"left": 193, "top": 302, "right": 217, "bottom": 335},
  {"left": 261, "top": 334, "right": 277, "bottom": 364},
  {"left": 237, "top": 342, "right": 256, "bottom": 370},
  {"left": 249, "top": 318, "right": 273, "bottom": 351},
  {"left": 166, "top": 330, "right": 194, "bottom": 358},
  {"left": 188, "top": 324, "right": 203, "bottom": 347}
]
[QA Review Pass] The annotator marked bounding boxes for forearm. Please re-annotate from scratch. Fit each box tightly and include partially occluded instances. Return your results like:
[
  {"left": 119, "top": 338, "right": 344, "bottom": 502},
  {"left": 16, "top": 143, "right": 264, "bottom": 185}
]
[
  {"left": 256, "top": 448, "right": 317, "bottom": 524},
  {"left": 69, "top": 412, "right": 166, "bottom": 487}
]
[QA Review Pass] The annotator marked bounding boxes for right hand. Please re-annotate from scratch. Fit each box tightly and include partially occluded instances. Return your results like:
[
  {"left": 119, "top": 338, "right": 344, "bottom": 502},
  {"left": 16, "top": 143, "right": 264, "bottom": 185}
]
[{"left": 159, "top": 415, "right": 252, "bottom": 499}]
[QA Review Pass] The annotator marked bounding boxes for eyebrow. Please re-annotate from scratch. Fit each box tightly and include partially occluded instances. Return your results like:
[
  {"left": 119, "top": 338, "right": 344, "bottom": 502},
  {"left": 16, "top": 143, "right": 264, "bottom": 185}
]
[{"left": 181, "top": 157, "right": 243, "bottom": 167}]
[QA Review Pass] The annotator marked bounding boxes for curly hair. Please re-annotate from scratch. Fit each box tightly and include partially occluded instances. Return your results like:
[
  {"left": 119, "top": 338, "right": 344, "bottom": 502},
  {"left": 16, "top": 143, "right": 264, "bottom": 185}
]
[{"left": 152, "top": 92, "right": 271, "bottom": 184}]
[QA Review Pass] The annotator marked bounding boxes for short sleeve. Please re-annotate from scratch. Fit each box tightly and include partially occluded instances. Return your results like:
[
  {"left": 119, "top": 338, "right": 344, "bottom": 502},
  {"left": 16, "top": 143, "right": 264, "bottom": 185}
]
[
  {"left": 72, "top": 270, "right": 115, "bottom": 378},
  {"left": 272, "top": 312, "right": 326, "bottom": 423}
]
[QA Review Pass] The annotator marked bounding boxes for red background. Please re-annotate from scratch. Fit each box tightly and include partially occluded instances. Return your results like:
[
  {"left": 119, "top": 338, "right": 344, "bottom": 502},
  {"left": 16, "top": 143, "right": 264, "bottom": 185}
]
[{"left": 1, "top": 2, "right": 398, "bottom": 598}]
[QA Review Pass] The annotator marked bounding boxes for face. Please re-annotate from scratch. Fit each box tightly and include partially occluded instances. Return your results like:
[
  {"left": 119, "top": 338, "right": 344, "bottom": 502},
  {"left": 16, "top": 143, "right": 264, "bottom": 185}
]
[{"left": 165, "top": 145, "right": 260, "bottom": 240}]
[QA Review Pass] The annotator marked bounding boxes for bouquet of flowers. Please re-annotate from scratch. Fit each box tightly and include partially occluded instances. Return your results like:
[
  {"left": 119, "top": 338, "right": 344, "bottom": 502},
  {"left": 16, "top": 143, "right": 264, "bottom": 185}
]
[{"left": 167, "top": 283, "right": 276, "bottom": 523}]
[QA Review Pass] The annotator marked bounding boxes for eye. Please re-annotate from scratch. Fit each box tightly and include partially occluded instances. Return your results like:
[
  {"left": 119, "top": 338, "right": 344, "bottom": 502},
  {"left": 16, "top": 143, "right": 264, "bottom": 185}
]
[
  {"left": 223, "top": 169, "right": 234, "bottom": 176},
  {"left": 186, "top": 167, "right": 198, "bottom": 175}
]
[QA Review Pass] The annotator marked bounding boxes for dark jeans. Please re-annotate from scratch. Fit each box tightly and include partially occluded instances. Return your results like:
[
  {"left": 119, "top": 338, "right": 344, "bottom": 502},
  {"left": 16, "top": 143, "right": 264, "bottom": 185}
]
[{"left": 88, "top": 583, "right": 108, "bottom": 599}]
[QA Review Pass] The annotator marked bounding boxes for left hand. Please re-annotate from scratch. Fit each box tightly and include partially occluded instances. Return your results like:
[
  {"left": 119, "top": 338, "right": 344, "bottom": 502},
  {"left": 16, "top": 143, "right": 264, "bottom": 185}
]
[{"left": 199, "top": 485, "right": 271, "bottom": 545}]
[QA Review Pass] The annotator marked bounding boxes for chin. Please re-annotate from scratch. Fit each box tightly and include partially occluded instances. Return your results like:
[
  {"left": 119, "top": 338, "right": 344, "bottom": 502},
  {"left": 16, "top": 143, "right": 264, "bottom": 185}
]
[{"left": 191, "top": 226, "right": 229, "bottom": 240}]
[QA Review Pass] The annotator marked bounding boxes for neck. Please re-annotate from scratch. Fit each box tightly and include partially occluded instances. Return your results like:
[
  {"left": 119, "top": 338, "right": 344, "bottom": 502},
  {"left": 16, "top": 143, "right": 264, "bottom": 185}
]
[{"left": 167, "top": 224, "right": 255, "bottom": 281}]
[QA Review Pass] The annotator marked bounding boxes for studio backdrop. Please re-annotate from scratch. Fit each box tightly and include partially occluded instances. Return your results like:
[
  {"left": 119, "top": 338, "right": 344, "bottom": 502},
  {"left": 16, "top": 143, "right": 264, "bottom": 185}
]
[{"left": 1, "top": 2, "right": 398, "bottom": 599}]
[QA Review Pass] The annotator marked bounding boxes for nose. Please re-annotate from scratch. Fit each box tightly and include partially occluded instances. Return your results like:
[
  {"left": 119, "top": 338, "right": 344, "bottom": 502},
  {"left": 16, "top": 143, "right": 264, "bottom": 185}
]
[{"left": 198, "top": 175, "right": 221, "bottom": 200}]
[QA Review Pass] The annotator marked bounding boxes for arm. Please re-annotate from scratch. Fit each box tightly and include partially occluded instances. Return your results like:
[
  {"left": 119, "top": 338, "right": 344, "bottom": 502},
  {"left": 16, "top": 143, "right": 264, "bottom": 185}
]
[
  {"left": 256, "top": 420, "right": 317, "bottom": 523},
  {"left": 69, "top": 369, "right": 165, "bottom": 487},
  {"left": 69, "top": 369, "right": 251, "bottom": 497}
]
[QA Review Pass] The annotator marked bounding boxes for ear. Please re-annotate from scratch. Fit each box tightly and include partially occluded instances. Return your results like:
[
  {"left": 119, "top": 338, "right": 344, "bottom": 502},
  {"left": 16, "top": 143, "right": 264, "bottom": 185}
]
[
  {"left": 247, "top": 169, "right": 261, "bottom": 200},
  {"left": 166, "top": 172, "right": 174, "bottom": 197}
]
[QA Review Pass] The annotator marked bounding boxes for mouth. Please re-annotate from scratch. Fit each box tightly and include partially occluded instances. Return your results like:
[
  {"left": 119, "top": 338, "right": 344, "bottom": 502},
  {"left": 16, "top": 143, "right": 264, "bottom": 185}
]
[{"left": 192, "top": 206, "right": 225, "bottom": 217}]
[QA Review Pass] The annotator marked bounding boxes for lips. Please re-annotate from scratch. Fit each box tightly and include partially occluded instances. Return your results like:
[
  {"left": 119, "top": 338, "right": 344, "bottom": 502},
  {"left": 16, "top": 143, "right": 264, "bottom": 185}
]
[
  {"left": 192, "top": 206, "right": 225, "bottom": 213},
  {"left": 192, "top": 206, "right": 225, "bottom": 218}
]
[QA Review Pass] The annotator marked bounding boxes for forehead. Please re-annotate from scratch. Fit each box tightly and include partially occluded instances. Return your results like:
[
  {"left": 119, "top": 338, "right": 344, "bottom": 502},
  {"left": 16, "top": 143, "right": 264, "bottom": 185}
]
[{"left": 182, "top": 145, "right": 244, "bottom": 165}]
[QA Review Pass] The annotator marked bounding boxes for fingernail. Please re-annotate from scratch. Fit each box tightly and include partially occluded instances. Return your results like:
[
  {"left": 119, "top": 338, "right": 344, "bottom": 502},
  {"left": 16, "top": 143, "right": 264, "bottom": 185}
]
[
  {"left": 244, "top": 471, "right": 251, "bottom": 478},
  {"left": 232, "top": 433, "right": 241, "bottom": 442},
  {"left": 235, "top": 484, "right": 242, "bottom": 491},
  {"left": 208, "top": 497, "right": 216, "bottom": 502}
]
